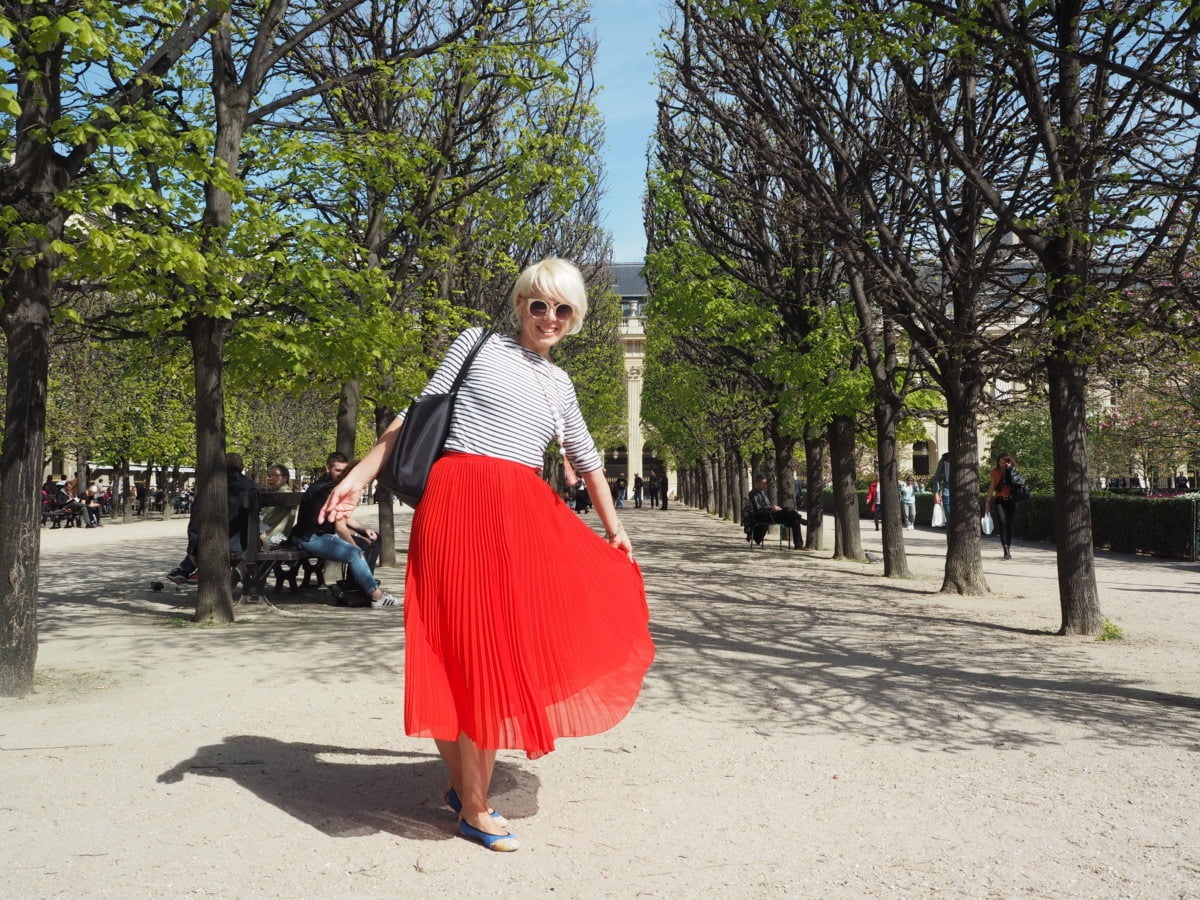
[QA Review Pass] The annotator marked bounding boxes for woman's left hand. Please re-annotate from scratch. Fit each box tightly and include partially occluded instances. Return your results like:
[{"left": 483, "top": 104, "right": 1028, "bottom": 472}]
[{"left": 607, "top": 526, "right": 634, "bottom": 561}]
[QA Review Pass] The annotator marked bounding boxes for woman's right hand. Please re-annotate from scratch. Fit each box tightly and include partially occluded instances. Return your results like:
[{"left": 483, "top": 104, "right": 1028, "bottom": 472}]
[
  {"left": 319, "top": 478, "right": 365, "bottom": 524},
  {"left": 319, "top": 417, "right": 404, "bottom": 523}
]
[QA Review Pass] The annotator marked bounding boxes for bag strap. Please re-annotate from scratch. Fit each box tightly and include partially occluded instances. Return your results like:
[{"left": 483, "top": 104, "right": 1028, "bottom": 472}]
[{"left": 448, "top": 326, "right": 494, "bottom": 394}]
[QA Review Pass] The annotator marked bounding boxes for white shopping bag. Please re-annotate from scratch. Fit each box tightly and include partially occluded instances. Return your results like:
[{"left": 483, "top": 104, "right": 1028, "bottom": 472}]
[
  {"left": 981, "top": 512, "right": 994, "bottom": 535},
  {"left": 932, "top": 503, "right": 946, "bottom": 528}
]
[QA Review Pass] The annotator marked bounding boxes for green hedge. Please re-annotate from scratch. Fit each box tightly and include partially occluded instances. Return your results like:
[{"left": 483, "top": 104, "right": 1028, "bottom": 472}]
[
  {"left": 839, "top": 490, "right": 1198, "bottom": 559},
  {"left": 1088, "top": 495, "right": 1196, "bottom": 558}
]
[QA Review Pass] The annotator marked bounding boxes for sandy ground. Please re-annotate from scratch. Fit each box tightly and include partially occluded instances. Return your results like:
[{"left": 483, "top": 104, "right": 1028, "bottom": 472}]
[{"left": 2, "top": 503, "right": 1198, "bottom": 899}]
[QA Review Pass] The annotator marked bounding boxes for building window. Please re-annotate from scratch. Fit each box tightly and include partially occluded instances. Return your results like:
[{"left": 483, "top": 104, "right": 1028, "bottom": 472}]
[{"left": 912, "top": 440, "right": 931, "bottom": 476}]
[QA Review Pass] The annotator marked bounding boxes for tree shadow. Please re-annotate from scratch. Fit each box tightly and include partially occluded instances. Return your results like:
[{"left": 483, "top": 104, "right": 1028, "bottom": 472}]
[
  {"left": 158, "top": 735, "right": 539, "bottom": 840},
  {"left": 633, "top": 520, "right": 1200, "bottom": 755}
]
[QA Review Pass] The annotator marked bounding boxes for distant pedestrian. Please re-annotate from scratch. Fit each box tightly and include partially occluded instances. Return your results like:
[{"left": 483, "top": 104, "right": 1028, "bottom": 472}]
[
  {"left": 931, "top": 452, "right": 951, "bottom": 524},
  {"left": 866, "top": 478, "right": 881, "bottom": 530},
  {"left": 899, "top": 476, "right": 917, "bottom": 529},
  {"left": 986, "top": 453, "right": 1020, "bottom": 559}
]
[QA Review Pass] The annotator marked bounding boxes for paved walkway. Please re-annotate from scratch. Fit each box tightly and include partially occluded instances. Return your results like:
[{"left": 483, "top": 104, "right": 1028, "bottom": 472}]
[{"left": 5, "top": 503, "right": 1199, "bottom": 897}]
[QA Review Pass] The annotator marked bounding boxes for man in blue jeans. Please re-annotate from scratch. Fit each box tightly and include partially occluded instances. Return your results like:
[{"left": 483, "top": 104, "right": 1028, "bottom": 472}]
[{"left": 293, "top": 452, "right": 397, "bottom": 609}]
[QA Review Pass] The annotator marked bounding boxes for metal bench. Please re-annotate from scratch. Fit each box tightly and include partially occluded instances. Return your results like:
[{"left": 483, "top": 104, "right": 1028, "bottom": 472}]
[
  {"left": 43, "top": 507, "right": 83, "bottom": 528},
  {"left": 235, "top": 491, "right": 325, "bottom": 606}
]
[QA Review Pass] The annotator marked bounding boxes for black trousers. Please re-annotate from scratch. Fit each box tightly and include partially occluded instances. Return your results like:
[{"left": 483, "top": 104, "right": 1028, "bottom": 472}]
[
  {"left": 993, "top": 498, "right": 1015, "bottom": 548},
  {"left": 758, "top": 509, "right": 804, "bottom": 547}
]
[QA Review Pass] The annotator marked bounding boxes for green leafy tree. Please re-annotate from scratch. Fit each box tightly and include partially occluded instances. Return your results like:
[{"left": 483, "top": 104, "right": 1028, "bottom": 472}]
[
  {"left": 0, "top": 1, "right": 222, "bottom": 694},
  {"left": 1089, "top": 351, "right": 1200, "bottom": 489},
  {"left": 849, "top": 0, "right": 1200, "bottom": 632},
  {"left": 272, "top": 1, "right": 610, "bottom": 561}
]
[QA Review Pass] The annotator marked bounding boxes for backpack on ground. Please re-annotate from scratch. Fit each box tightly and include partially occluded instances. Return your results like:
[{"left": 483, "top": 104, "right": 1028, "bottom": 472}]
[{"left": 330, "top": 579, "right": 372, "bottom": 608}]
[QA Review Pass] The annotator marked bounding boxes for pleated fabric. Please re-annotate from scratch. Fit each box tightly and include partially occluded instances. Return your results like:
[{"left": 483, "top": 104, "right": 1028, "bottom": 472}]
[{"left": 404, "top": 452, "right": 655, "bottom": 759}]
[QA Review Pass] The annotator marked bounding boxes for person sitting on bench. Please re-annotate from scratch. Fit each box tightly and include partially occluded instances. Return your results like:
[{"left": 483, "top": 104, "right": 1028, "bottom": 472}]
[
  {"left": 291, "top": 452, "right": 397, "bottom": 609},
  {"left": 166, "top": 453, "right": 257, "bottom": 584},
  {"left": 747, "top": 474, "right": 806, "bottom": 549},
  {"left": 259, "top": 464, "right": 295, "bottom": 548}
]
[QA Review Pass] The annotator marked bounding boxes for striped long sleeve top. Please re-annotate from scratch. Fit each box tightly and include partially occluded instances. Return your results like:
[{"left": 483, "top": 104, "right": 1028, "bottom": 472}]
[{"left": 407, "top": 327, "right": 603, "bottom": 475}]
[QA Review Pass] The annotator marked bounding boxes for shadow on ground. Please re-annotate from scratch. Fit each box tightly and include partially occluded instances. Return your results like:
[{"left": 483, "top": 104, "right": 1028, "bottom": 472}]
[
  {"left": 158, "top": 736, "right": 538, "bottom": 840},
  {"left": 37, "top": 508, "right": 1200, "bottom": 764}
]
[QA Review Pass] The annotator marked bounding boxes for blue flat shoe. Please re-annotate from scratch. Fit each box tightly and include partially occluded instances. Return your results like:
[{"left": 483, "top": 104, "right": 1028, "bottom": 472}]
[
  {"left": 459, "top": 818, "right": 519, "bottom": 852},
  {"left": 445, "top": 788, "right": 508, "bottom": 827}
]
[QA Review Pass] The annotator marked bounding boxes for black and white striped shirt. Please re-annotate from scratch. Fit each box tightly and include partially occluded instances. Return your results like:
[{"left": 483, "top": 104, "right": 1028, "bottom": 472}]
[{"left": 409, "top": 327, "right": 603, "bottom": 474}]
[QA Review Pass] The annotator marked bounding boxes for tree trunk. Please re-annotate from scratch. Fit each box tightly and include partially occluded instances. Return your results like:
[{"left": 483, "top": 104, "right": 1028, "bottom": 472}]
[
  {"left": 874, "top": 391, "right": 910, "bottom": 577},
  {"left": 733, "top": 451, "right": 748, "bottom": 525},
  {"left": 700, "top": 454, "right": 715, "bottom": 513},
  {"left": 188, "top": 316, "right": 235, "bottom": 624},
  {"left": 121, "top": 461, "right": 133, "bottom": 523},
  {"left": 723, "top": 447, "right": 737, "bottom": 519},
  {"left": 337, "top": 379, "right": 360, "bottom": 458},
  {"left": 0, "top": 273, "right": 51, "bottom": 696},
  {"left": 828, "top": 414, "right": 863, "bottom": 560},
  {"left": 940, "top": 389, "right": 989, "bottom": 594},
  {"left": 772, "top": 430, "right": 797, "bottom": 511},
  {"left": 374, "top": 404, "right": 399, "bottom": 567},
  {"left": 1047, "top": 353, "right": 1103, "bottom": 634},
  {"left": 804, "top": 429, "right": 826, "bottom": 551}
]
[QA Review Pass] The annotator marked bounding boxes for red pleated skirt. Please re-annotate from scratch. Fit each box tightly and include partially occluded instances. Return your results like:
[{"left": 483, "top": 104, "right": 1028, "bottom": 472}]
[{"left": 404, "top": 452, "right": 655, "bottom": 759}]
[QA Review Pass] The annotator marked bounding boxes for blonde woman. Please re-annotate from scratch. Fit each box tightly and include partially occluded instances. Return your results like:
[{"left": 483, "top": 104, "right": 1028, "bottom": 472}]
[{"left": 321, "top": 258, "right": 654, "bottom": 852}]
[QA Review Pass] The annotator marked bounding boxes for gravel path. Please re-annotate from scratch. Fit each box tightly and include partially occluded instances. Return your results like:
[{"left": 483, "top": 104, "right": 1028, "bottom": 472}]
[{"left": 3, "top": 505, "right": 1198, "bottom": 898}]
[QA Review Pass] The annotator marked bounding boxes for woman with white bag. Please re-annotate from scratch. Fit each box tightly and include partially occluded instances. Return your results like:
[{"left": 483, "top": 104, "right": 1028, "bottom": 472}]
[{"left": 985, "top": 453, "right": 1020, "bottom": 559}]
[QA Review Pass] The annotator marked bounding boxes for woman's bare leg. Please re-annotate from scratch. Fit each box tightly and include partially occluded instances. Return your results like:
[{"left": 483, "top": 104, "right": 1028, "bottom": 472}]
[
  {"left": 439, "top": 734, "right": 504, "bottom": 835},
  {"left": 435, "top": 738, "right": 462, "bottom": 797}
]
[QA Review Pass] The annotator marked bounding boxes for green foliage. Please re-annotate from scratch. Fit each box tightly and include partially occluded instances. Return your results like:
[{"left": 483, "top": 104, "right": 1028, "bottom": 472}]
[
  {"left": 1088, "top": 351, "right": 1200, "bottom": 486},
  {"left": 1012, "top": 493, "right": 1196, "bottom": 559},
  {"left": 1088, "top": 495, "right": 1196, "bottom": 558},
  {"left": 1011, "top": 494, "right": 1055, "bottom": 543},
  {"left": 558, "top": 286, "right": 625, "bottom": 450},
  {"left": 1097, "top": 619, "right": 1125, "bottom": 641},
  {"left": 45, "top": 325, "right": 196, "bottom": 470},
  {"left": 640, "top": 218, "right": 775, "bottom": 466}
]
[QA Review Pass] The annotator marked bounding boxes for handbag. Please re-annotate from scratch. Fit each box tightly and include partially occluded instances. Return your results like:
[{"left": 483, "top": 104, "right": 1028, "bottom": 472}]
[
  {"left": 1007, "top": 467, "right": 1031, "bottom": 501},
  {"left": 377, "top": 327, "right": 493, "bottom": 507},
  {"left": 981, "top": 511, "right": 994, "bottom": 535},
  {"left": 931, "top": 503, "right": 946, "bottom": 528}
]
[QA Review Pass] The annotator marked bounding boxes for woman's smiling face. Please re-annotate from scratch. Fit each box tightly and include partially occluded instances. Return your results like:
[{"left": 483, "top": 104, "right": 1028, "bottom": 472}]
[{"left": 517, "top": 295, "right": 574, "bottom": 358}]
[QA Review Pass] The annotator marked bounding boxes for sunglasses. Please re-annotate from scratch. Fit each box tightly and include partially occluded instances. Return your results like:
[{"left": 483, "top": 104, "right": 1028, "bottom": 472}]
[{"left": 528, "top": 299, "right": 573, "bottom": 321}]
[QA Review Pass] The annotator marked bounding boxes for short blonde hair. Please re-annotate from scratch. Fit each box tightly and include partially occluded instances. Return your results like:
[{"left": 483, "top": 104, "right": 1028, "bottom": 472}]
[{"left": 511, "top": 257, "right": 589, "bottom": 335}]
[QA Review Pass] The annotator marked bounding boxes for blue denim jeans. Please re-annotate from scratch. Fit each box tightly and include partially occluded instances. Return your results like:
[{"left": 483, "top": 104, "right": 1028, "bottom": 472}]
[{"left": 295, "top": 532, "right": 378, "bottom": 594}]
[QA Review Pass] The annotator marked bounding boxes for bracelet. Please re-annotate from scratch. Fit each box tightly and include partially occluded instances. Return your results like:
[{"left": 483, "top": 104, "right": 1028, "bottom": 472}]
[{"left": 604, "top": 525, "right": 624, "bottom": 540}]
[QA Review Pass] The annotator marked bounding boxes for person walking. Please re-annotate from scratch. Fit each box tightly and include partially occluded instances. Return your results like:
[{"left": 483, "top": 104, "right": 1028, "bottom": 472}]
[
  {"left": 320, "top": 258, "right": 655, "bottom": 853},
  {"left": 986, "top": 452, "right": 1019, "bottom": 559},
  {"left": 931, "top": 452, "right": 951, "bottom": 525},
  {"left": 899, "top": 476, "right": 917, "bottom": 530},
  {"left": 866, "top": 478, "right": 881, "bottom": 530}
]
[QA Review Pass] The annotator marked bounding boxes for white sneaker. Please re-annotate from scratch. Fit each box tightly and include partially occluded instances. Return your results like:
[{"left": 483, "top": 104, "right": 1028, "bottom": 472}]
[{"left": 371, "top": 592, "right": 399, "bottom": 609}]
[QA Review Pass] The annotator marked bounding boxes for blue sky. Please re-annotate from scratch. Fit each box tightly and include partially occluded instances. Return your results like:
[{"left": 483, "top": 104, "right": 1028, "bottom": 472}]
[{"left": 590, "top": 1, "right": 670, "bottom": 263}]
